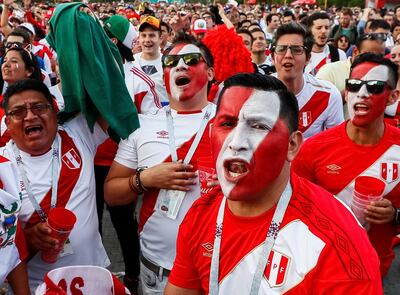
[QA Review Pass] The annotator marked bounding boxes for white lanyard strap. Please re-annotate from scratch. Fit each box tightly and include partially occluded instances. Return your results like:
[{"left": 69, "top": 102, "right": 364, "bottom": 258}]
[
  {"left": 12, "top": 135, "right": 60, "bottom": 222},
  {"left": 165, "top": 104, "right": 212, "bottom": 164},
  {"left": 209, "top": 179, "right": 292, "bottom": 295}
]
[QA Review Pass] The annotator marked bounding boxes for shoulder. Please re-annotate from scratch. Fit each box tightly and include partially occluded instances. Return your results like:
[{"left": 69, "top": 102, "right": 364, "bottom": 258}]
[{"left": 301, "top": 123, "right": 345, "bottom": 148}]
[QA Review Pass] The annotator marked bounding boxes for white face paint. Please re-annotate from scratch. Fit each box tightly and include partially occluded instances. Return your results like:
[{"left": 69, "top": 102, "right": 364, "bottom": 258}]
[
  {"left": 347, "top": 64, "right": 390, "bottom": 126},
  {"left": 164, "top": 44, "right": 209, "bottom": 102},
  {"left": 215, "top": 89, "right": 283, "bottom": 199}
]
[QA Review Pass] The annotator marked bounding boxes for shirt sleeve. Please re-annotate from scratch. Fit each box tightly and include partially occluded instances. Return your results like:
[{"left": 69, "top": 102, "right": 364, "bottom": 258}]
[
  {"left": 168, "top": 218, "right": 203, "bottom": 290},
  {"left": 114, "top": 131, "right": 139, "bottom": 170},
  {"left": 324, "top": 85, "right": 344, "bottom": 130}
]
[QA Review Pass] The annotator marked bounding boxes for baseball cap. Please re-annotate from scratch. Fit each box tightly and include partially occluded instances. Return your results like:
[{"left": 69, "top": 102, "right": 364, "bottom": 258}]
[
  {"left": 193, "top": 19, "right": 207, "bottom": 34},
  {"left": 139, "top": 16, "right": 161, "bottom": 32},
  {"left": 19, "top": 22, "right": 35, "bottom": 35},
  {"left": 104, "top": 15, "right": 138, "bottom": 49}
]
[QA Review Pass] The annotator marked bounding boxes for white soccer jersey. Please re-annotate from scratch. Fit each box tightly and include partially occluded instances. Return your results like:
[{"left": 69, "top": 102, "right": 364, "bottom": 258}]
[
  {"left": 305, "top": 45, "right": 347, "bottom": 76},
  {"left": 123, "top": 62, "right": 161, "bottom": 114},
  {"left": 0, "top": 115, "right": 110, "bottom": 289},
  {"left": 115, "top": 104, "right": 216, "bottom": 270},
  {"left": 296, "top": 73, "right": 344, "bottom": 138}
]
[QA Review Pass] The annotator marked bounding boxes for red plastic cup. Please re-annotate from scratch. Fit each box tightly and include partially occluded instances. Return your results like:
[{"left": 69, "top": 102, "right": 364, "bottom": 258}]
[
  {"left": 41, "top": 208, "right": 77, "bottom": 263},
  {"left": 350, "top": 176, "right": 385, "bottom": 225},
  {"left": 197, "top": 157, "right": 216, "bottom": 197}
]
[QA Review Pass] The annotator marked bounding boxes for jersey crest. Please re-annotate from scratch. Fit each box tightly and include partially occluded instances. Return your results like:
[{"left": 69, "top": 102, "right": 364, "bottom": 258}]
[
  {"left": 62, "top": 148, "right": 81, "bottom": 170},
  {"left": 299, "top": 111, "right": 312, "bottom": 128},
  {"left": 265, "top": 250, "right": 290, "bottom": 287},
  {"left": 381, "top": 162, "right": 399, "bottom": 183}
]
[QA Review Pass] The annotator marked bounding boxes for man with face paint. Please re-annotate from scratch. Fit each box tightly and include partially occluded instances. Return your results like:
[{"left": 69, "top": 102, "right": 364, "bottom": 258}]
[
  {"left": 105, "top": 34, "right": 216, "bottom": 294},
  {"left": 293, "top": 53, "right": 400, "bottom": 277},
  {"left": 165, "top": 73, "right": 381, "bottom": 295},
  {"left": 272, "top": 23, "right": 344, "bottom": 139}
]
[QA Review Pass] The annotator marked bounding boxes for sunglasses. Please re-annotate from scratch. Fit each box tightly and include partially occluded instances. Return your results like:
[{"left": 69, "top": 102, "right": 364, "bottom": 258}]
[
  {"left": 162, "top": 53, "right": 206, "bottom": 68},
  {"left": 273, "top": 45, "right": 307, "bottom": 55},
  {"left": 345, "top": 79, "right": 389, "bottom": 94},
  {"left": 5, "top": 42, "right": 24, "bottom": 49},
  {"left": 7, "top": 103, "right": 53, "bottom": 120},
  {"left": 361, "top": 33, "right": 388, "bottom": 42}
]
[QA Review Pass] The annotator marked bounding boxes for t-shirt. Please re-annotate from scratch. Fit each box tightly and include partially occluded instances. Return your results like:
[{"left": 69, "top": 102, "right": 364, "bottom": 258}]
[
  {"left": 169, "top": 173, "right": 382, "bottom": 294},
  {"left": 293, "top": 121, "right": 400, "bottom": 276},
  {"left": 316, "top": 57, "right": 352, "bottom": 97},
  {"left": 305, "top": 45, "right": 347, "bottom": 76},
  {"left": 0, "top": 115, "right": 110, "bottom": 289},
  {"left": 0, "top": 156, "right": 28, "bottom": 283},
  {"left": 133, "top": 53, "right": 168, "bottom": 105},
  {"left": 290, "top": 73, "right": 344, "bottom": 138},
  {"left": 114, "top": 104, "right": 216, "bottom": 270}
]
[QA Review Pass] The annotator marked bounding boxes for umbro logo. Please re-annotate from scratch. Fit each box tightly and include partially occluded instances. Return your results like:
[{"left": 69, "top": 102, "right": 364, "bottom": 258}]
[
  {"left": 202, "top": 242, "right": 213, "bottom": 257},
  {"left": 156, "top": 130, "right": 169, "bottom": 138},
  {"left": 326, "top": 164, "right": 341, "bottom": 174}
]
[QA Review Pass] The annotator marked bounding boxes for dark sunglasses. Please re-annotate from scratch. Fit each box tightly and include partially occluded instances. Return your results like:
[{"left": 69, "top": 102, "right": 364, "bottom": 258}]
[
  {"left": 360, "top": 33, "right": 387, "bottom": 42},
  {"left": 345, "top": 79, "right": 389, "bottom": 94},
  {"left": 162, "top": 53, "right": 206, "bottom": 68},
  {"left": 5, "top": 42, "right": 24, "bottom": 49}
]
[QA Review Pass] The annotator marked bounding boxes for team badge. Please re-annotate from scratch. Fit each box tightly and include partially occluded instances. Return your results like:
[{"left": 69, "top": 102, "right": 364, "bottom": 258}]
[
  {"left": 299, "top": 111, "right": 312, "bottom": 128},
  {"left": 265, "top": 250, "right": 290, "bottom": 287},
  {"left": 62, "top": 148, "right": 81, "bottom": 170},
  {"left": 381, "top": 162, "right": 399, "bottom": 183}
]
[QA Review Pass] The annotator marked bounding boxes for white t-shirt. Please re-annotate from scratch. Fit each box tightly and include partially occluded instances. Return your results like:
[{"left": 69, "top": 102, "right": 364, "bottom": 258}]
[
  {"left": 0, "top": 115, "right": 110, "bottom": 289},
  {"left": 133, "top": 53, "right": 168, "bottom": 105},
  {"left": 114, "top": 104, "right": 216, "bottom": 270}
]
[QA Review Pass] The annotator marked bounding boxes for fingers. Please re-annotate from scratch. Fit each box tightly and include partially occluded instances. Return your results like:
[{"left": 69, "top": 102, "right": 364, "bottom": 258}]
[{"left": 365, "top": 200, "right": 395, "bottom": 224}]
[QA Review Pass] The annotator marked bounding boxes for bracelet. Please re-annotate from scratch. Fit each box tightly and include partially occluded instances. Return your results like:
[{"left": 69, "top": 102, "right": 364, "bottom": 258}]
[
  {"left": 128, "top": 174, "right": 142, "bottom": 194},
  {"left": 136, "top": 167, "right": 148, "bottom": 192}
]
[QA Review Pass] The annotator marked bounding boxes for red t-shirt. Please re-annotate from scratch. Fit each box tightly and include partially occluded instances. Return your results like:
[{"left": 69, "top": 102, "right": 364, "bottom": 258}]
[
  {"left": 293, "top": 121, "right": 400, "bottom": 277},
  {"left": 169, "top": 173, "right": 382, "bottom": 294}
]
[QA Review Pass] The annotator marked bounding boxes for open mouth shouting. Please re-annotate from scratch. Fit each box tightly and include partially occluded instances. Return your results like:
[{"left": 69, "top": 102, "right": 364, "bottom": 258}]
[
  {"left": 24, "top": 124, "right": 44, "bottom": 137},
  {"left": 353, "top": 102, "right": 369, "bottom": 115},
  {"left": 223, "top": 158, "right": 250, "bottom": 182},
  {"left": 175, "top": 74, "right": 191, "bottom": 87}
]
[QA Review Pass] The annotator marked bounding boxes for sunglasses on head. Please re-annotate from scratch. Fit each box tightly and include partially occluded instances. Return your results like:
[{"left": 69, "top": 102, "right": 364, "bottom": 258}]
[
  {"left": 345, "top": 79, "right": 389, "bottom": 94},
  {"left": 162, "top": 52, "right": 206, "bottom": 68},
  {"left": 5, "top": 42, "right": 24, "bottom": 49},
  {"left": 361, "top": 33, "right": 388, "bottom": 42}
]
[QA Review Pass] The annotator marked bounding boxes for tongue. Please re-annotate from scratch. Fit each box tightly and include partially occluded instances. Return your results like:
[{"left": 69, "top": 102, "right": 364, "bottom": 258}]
[{"left": 229, "top": 162, "right": 246, "bottom": 173}]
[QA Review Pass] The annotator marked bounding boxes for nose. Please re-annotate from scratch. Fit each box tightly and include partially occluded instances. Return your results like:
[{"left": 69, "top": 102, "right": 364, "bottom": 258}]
[
  {"left": 24, "top": 107, "right": 38, "bottom": 120},
  {"left": 357, "top": 84, "right": 369, "bottom": 99},
  {"left": 228, "top": 124, "right": 249, "bottom": 153},
  {"left": 283, "top": 47, "right": 294, "bottom": 58},
  {"left": 175, "top": 57, "right": 188, "bottom": 71}
]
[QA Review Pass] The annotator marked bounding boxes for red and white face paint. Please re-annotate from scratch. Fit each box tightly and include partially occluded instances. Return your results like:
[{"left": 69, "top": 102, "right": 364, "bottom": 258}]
[
  {"left": 211, "top": 86, "right": 290, "bottom": 201},
  {"left": 347, "top": 62, "right": 391, "bottom": 127},
  {"left": 164, "top": 43, "right": 209, "bottom": 102}
]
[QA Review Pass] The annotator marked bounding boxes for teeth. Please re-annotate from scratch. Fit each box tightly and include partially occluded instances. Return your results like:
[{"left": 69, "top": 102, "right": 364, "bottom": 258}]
[{"left": 228, "top": 171, "right": 242, "bottom": 178}]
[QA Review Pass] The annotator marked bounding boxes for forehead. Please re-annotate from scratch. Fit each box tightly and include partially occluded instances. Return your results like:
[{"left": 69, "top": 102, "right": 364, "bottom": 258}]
[
  {"left": 4, "top": 50, "right": 22, "bottom": 59},
  {"left": 6, "top": 36, "right": 24, "bottom": 43},
  {"left": 169, "top": 43, "right": 201, "bottom": 55},
  {"left": 139, "top": 28, "right": 159, "bottom": 35},
  {"left": 252, "top": 31, "right": 265, "bottom": 39},
  {"left": 276, "top": 34, "right": 304, "bottom": 45},
  {"left": 351, "top": 62, "right": 389, "bottom": 81},
  {"left": 8, "top": 90, "right": 48, "bottom": 107},
  {"left": 219, "top": 86, "right": 280, "bottom": 118},
  {"left": 313, "top": 18, "right": 330, "bottom": 26}
]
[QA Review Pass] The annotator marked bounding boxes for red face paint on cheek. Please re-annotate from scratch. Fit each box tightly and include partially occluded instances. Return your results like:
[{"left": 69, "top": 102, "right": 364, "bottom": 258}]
[{"left": 229, "top": 119, "right": 289, "bottom": 201}]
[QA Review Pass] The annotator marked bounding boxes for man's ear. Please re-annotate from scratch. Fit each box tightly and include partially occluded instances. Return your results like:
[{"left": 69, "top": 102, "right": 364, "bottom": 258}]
[
  {"left": 287, "top": 130, "right": 303, "bottom": 162},
  {"left": 387, "top": 89, "right": 400, "bottom": 106},
  {"left": 207, "top": 67, "right": 215, "bottom": 82}
]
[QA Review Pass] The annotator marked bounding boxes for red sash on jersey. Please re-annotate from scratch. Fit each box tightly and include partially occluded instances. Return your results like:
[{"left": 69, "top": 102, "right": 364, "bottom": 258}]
[
  {"left": 313, "top": 54, "right": 331, "bottom": 75},
  {"left": 138, "top": 120, "right": 213, "bottom": 232},
  {"left": 298, "top": 91, "right": 329, "bottom": 133},
  {"left": 25, "top": 131, "right": 82, "bottom": 228}
]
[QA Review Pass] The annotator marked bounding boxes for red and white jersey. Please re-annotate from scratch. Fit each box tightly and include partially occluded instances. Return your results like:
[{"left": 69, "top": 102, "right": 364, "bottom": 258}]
[
  {"left": 296, "top": 73, "right": 344, "bottom": 138},
  {"left": 0, "top": 115, "right": 110, "bottom": 288},
  {"left": 169, "top": 174, "right": 382, "bottom": 294},
  {"left": 305, "top": 45, "right": 347, "bottom": 76},
  {"left": 123, "top": 62, "right": 162, "bottom": 114},
  {"left": 0, "top": 156, "right": 28, "bottom": 282},
  {"left": 32, "top": 44, "right": 53, "bottom": 74},
  {"left": 293, "top": 122, "right": 400, "bottom": 276},
  {"left": 115, "top": 104, "right": 216, "bottom": 270}
]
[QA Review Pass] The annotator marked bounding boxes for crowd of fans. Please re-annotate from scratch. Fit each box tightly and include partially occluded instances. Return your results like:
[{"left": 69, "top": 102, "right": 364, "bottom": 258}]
[{"left": 0, "top": 0, "right": 400, "bottom": 294}]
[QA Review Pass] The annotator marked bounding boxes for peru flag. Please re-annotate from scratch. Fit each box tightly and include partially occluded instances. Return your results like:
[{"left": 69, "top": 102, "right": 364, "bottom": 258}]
[
  {"left": 264, "top": 250, "right": 290, "bottom": 287},
  {"left": 62, "top": 148, "right": 81, "bottom": 170},
  {"left": 381, "top": 162, "right": 398, "bottom": 183}
]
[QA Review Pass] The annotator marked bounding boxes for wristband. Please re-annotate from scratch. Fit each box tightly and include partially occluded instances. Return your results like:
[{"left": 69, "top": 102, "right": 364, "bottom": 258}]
[
  {"left": 136, "top": 167, "right": 148, "bottom": 192},
  {"left": 128, "top": 174, "right": 142, "bottom": 194}
]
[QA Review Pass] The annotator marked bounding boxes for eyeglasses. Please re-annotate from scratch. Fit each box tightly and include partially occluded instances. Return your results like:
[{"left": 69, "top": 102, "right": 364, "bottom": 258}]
[
  {"left": 345, "top": 79, "right": 389, "bottom": 94},
  {"left": 7, "top": 103, "right": 53, "bottom": 120},
  {"left": 273, "top": 45, "right": 307, "bottom": 55},
  {"left": 162, "top": 53, "right": 206, "bottom": 67},
  {"left": 360, "top": 33, "right": 388, "bottom": 42}
]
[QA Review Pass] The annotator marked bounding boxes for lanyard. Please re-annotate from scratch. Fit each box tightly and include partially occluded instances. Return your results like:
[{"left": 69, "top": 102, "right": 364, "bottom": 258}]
[
  {"left": 165, "top": 104, "right": 212, "bottom": 165},
  {"left": 209, "top": 178, "right": 292, "bottom": 295},
  {"left": 12, "top": 135, "right": 60, "bottom": 222}
]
